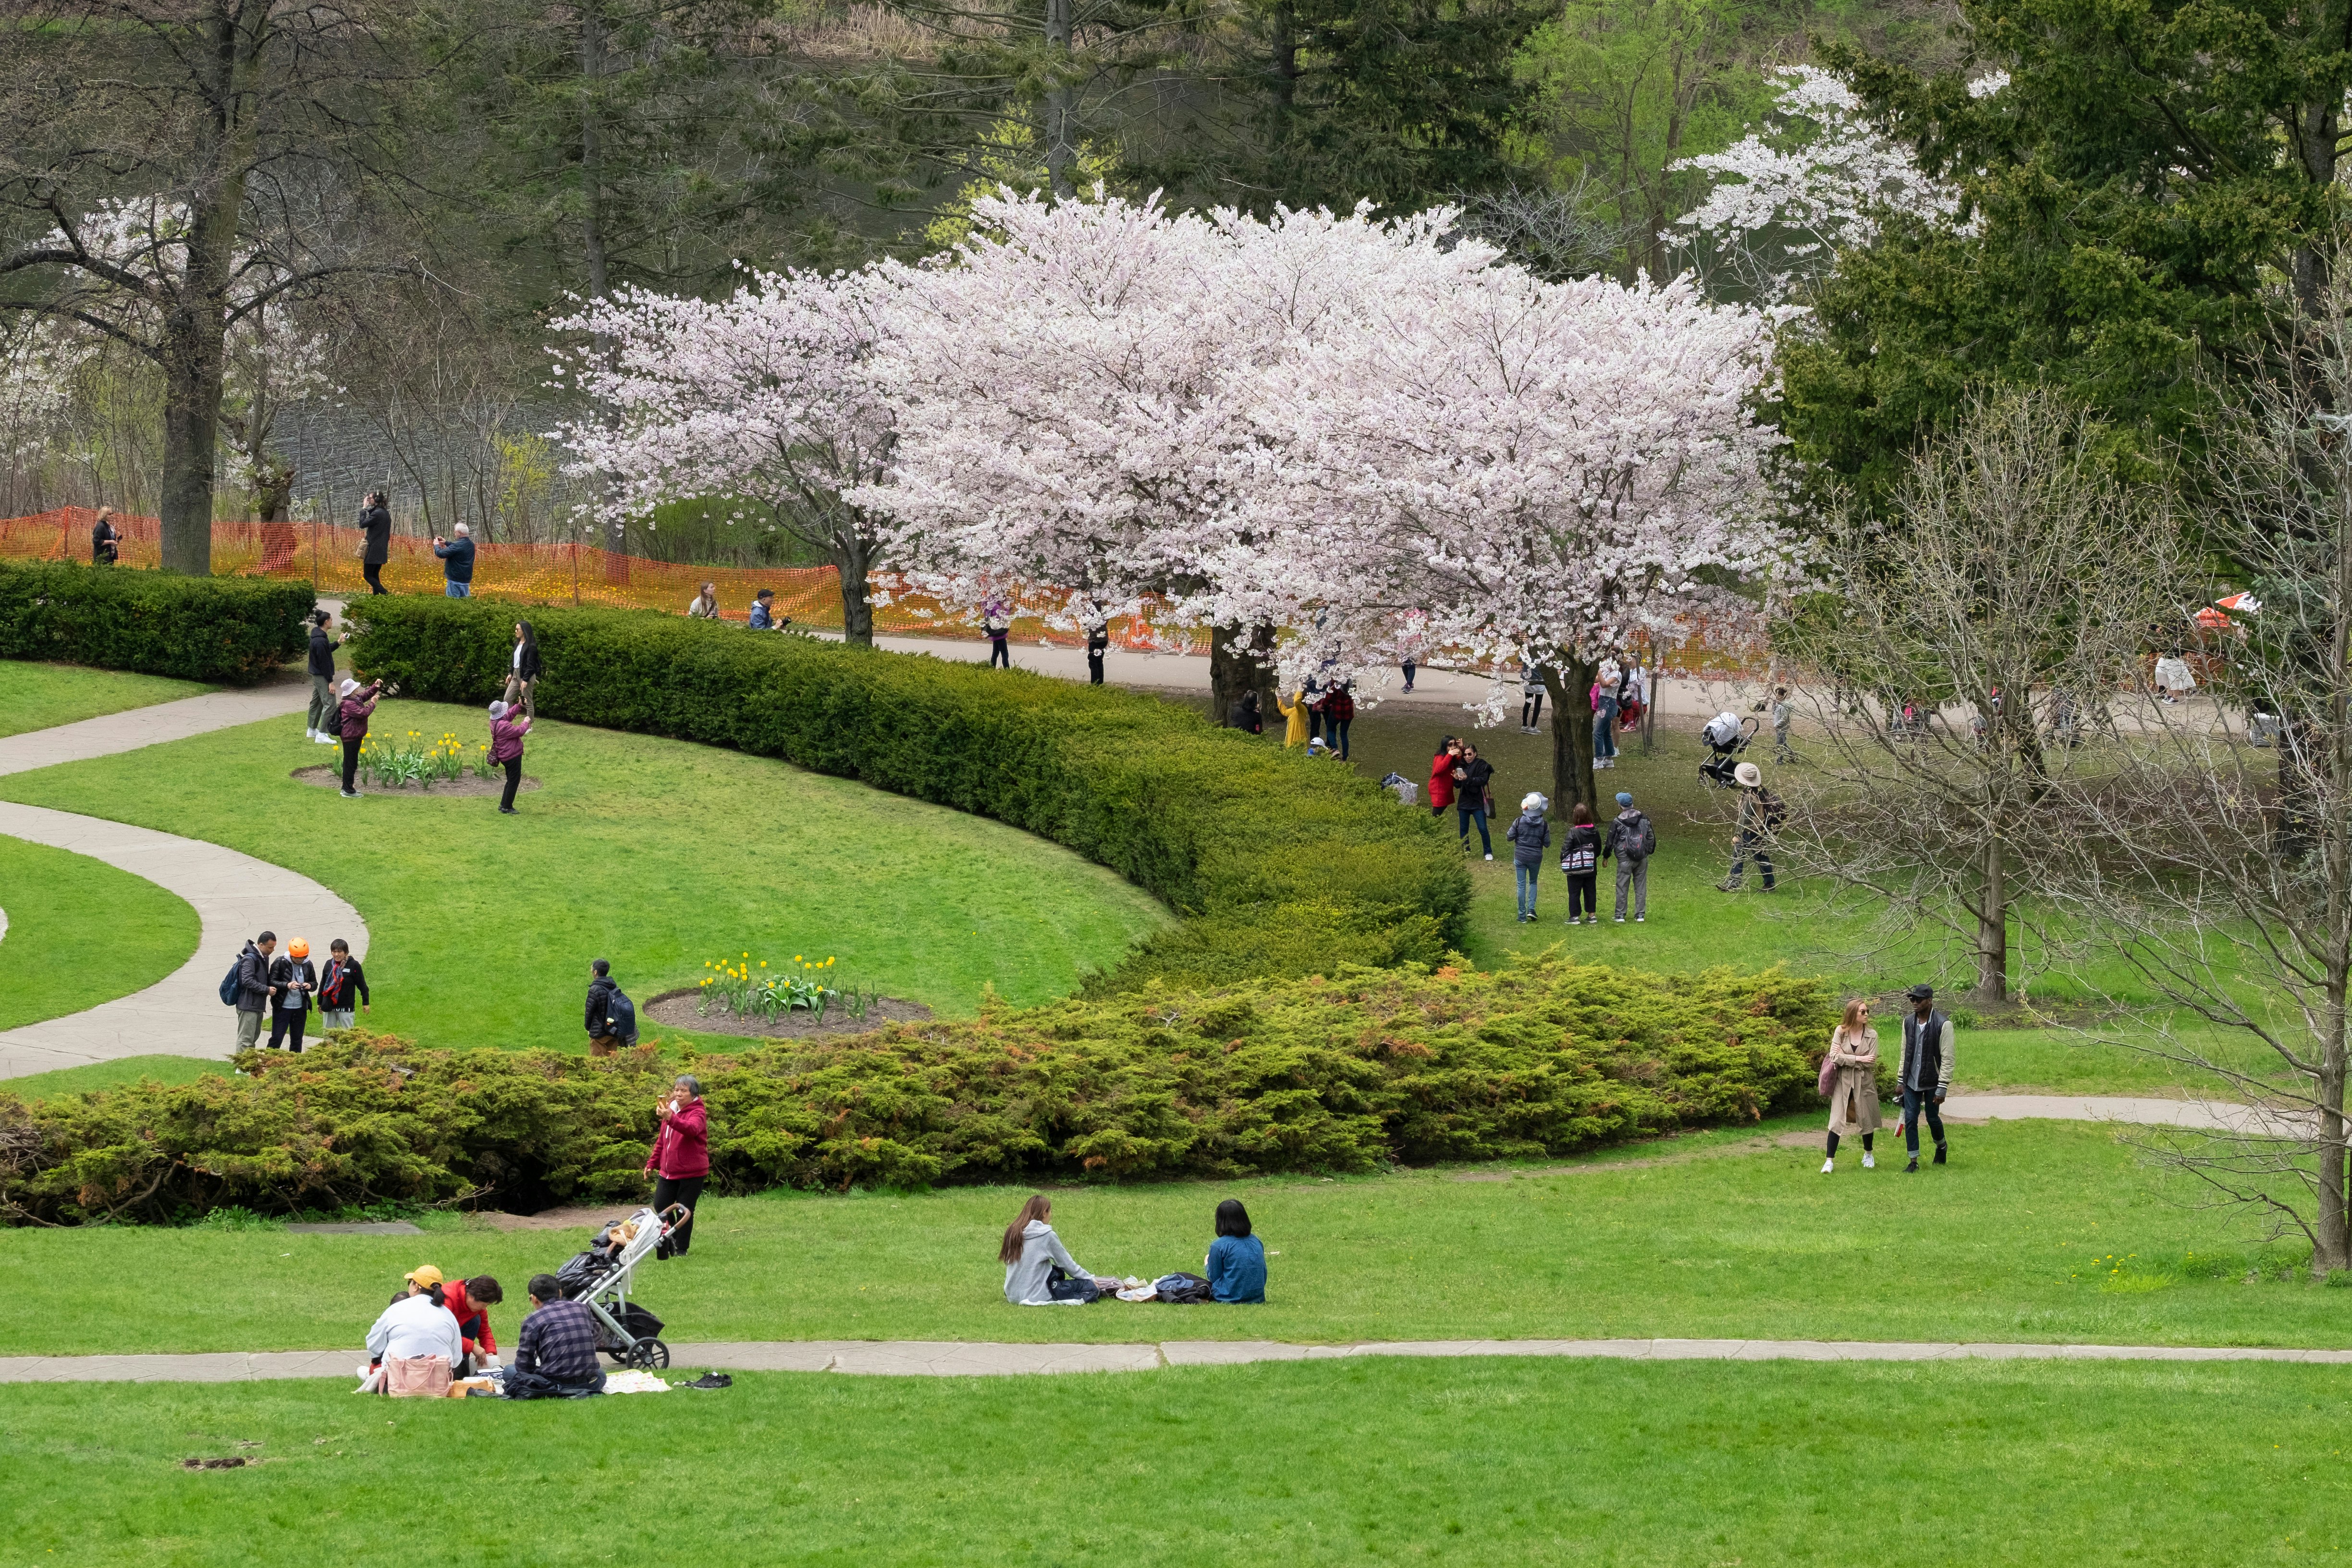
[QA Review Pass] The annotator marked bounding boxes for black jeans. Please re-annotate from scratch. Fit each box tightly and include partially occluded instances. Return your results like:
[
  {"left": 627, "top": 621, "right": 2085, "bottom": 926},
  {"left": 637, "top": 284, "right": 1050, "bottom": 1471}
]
[
  {"left": 267, "top": 1009, "right": 307, "bottom": 1052},
  {"left": 1567, "top": 871, "right": 1597, "bottom": 919},
  {"left": 1728, "top": 833, "right": 1776, "bottom": 890},
  {"left": 989, "top": 637, "right": 1009, "bottom": 668},
  {"left": 363, "top": 561, "right": 386, "bottom": 595},
  {"left": 501, "top": 756, "right": 522, "bottom": 810},
  {"left": 1522, "top": 693, "right": 1544, "bottom": 728},
  {"left": 502, "top": 1366, "right": 606, "bottom": 1399},
  {"left": 1900, "top": 1086, "right": 1947, "bottom": 1155},
  {"left": 1328, "top": 719, "right": 1350, "bottom": 760},
  {"left": 1401, "top": 661, "right": 1416, "bottom": 689},
  {"left": 341, "top": 735, "right": 361, "bottom": 791},
  {"left": 1087, "top": 649, "right": 1104, "bottom": 684},
  {"left": 1825, "top": 1131, "right": 1874, "bottom": 1156},
  {"left": 652, "top": 1174, "right": 706, "bottom": 1254}
]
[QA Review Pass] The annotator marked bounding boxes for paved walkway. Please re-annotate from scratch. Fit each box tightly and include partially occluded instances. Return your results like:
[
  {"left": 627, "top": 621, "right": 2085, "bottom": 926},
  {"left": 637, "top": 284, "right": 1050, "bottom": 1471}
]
[
  {"left": 0, "top": 682, "right": 371, "bottom": 1079},
  {"left": 1943, "top": 1093, "right": 2311, "bottom": 1138},
  {"left": 4, "top": 1335, "right": 2347, "bottom": 1385}
]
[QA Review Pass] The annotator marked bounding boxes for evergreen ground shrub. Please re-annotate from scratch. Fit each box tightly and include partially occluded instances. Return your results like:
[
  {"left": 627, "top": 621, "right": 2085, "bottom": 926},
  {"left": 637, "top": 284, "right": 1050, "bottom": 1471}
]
[
  {"left": 0, "top": 560, "right": 313, "bottom": 685},
  {"left": 0, "top": 960, "right": 1838, "bottom": 1224},
  {"left": 343, "top": 597, "right": 1469, "bottom": 989}
]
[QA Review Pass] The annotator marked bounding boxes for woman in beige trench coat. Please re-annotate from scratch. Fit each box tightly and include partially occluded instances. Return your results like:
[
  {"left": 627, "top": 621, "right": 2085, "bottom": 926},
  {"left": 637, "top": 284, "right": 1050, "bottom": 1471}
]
[{"left": 1822, "top": 998, "right": 1882, "bottom": 1173}]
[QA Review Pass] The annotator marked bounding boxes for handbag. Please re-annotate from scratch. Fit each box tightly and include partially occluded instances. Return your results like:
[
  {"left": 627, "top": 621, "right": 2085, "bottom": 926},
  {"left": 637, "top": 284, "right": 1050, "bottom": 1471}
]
[{"left": 1817, "top": 1045, "right": 1839, "bottom": 1099}]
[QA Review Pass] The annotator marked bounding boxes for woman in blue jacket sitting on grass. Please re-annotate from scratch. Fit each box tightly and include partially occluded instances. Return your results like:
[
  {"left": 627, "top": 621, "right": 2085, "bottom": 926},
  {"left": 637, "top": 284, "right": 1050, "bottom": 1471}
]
[{"left": 1205, "top": 1200, "right": 1266, "bottom": 1303}]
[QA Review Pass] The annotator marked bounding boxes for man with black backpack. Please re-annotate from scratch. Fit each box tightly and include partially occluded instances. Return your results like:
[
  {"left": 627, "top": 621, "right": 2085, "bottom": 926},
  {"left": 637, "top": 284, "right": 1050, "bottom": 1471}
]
[
  {"left": 1718, "top": 762, "right": 1781, "bottom": 892},
  {"left": 228, "top": 932, "right": 278, "bottom": 1051},
  {"left": 1604, "top": 791, "right": 1656, "bottom": 923},
  {"left": 584, "top": 958, "right": 637, "bottom": 1058}
]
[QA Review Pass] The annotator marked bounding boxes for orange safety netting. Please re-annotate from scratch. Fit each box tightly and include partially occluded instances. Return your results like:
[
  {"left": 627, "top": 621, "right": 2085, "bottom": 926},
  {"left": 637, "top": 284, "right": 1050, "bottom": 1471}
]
[{"left": 0, "top": 508, "right": 1170, "bottom": 649}]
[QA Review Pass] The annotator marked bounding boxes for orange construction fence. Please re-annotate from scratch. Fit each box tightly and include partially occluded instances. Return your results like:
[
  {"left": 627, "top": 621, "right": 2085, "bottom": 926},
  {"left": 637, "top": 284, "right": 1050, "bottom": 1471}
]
[{"left": 0, "top": 508, "right": 1174, "bottom": 649}]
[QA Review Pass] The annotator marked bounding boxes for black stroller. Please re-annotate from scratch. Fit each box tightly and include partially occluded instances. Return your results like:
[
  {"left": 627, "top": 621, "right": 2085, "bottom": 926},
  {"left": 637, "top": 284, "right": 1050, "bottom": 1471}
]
[
  {"left": 551, "top": 1205, "right": 686, "bottom": 1370},
  {"left": 1698, "top": 711, "right": 1758, "bottom": 787}
]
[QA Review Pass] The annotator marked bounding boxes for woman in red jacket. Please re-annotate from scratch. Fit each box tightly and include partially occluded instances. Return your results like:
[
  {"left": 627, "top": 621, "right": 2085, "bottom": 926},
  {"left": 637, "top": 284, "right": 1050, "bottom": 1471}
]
[
  {"left": 1427, "top": 737, "right": 1459, "bottom": 818},
  {"left": 646, "top": 1074, "right": 711, "bottom": 1257}
]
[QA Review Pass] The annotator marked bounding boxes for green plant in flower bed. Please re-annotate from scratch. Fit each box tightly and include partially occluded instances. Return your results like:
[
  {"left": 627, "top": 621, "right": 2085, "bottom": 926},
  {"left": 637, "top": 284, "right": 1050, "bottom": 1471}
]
[
  {"left": 342, "top": 596, "right": 1468, "bottom": 991},
  {"left": 698, "top": 952, "right": 844, "bottom": 1020},
  {"left": 0, "top": 558, "right": 312, "bottom": 684},
  {"left": 354, "top": 727, "right": 494, "bottom": 789},
  {"left": 0, "top": 958, "right": 1833, "bottom": 1223}
]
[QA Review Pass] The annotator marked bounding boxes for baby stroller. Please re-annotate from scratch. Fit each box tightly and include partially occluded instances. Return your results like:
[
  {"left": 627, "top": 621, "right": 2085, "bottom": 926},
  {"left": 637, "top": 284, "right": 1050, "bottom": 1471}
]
[
  {"left": 552, "top": 1205, "right": 686, "bottom": 1371},
  {"left": 1698, "top": 710, "right": 1758, "bottom": 787}
]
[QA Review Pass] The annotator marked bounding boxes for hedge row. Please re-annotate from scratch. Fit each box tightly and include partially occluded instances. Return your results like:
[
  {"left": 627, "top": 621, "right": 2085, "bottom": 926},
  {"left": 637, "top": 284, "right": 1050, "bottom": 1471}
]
[
  {"left": 0, "top": 560, "right": 314, "bottom": 685},
  {"left": 343, "top": 597, "right": 1470, "bottom": 991},
  {"left": 0, "top": 961, "right": 1839, "bottom": 1224}
]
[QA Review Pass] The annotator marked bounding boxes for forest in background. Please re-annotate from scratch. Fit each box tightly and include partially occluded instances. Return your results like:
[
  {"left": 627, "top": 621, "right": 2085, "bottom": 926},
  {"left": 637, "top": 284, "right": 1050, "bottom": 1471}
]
[{"left": 0, "top": 0, "right": 1962, "bottom": 566}]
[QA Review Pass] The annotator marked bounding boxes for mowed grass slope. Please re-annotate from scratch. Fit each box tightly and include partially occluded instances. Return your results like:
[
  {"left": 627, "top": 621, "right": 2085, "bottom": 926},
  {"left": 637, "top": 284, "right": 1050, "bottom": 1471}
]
[
  {"left": 7, "top": 1358, "right": 2348, "bottom": 1567},
  {"left": 0, "top": 834, "right": 199, "bottom": 1029},
  {"left": 0, "top": 658, "right": 210, "bottom": 737},
  {"left": 0, "top": 700, "right": 1172, "bottom": 1051},
  {"left": 4, "top": 1120, "right": 2338, "bottom": 1358}
]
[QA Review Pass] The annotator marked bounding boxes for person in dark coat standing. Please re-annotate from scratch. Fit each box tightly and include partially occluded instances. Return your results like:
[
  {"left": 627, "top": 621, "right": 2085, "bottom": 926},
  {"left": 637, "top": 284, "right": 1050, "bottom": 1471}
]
[
  {"left": 431, "top": 522, "right": 475, "bottom": 598},
  {"left": 336, "top": 676, "right": 386, "bottom": 797},
  {"left": 1504, "top": 791, "right": 1550, "bottom": 920},
  {"left": 646, "top": 1074, "right": 712, "bottom": 1256},
  {"left": 1226, "top": 689, "right": 1263, "bottom": 734},
  {"left": 1557, "top": 802, "right": 1601, "bottom": 925},
  {"left": 233, "top": 932, "right": 278, "bottom": 1051},
  {"left": 358, "top": 493, "right": 392, "bottom": 595},
  {"left": 90, "top": 506, "right": 121, "bottom": 565},
  {"left": 488, "top": 699, "right": 531, "bottom": 815},
  {"left": 584, "top": 959, "right": 627, "bottom": 1057},
  {"left": 1084, "top": 612, "right": 1110, "bottom": 685},
  {"left": 1897, "top": 983, "right": 1956, "bottom": 1172},
  {"left": 267, "top": 939, "right": 317, "bottom": 1052},
  {"left": 1452, "top": 744, "right": 1495, "bottom": 859},
  {"left": 317, "top": 938, "right": 369, "bottom": 1030},
  {"left": 1324, "top": 684, "right": 1356, "bottom": 760},
  {"left": 304, "top": 610, "right": 339, "bottom": 744}
]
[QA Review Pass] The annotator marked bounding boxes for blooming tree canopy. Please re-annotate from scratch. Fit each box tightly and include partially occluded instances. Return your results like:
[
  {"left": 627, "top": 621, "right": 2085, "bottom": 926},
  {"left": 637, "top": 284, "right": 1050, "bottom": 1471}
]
[
  {"left": 1666, "top": 66, "right": 1999, "bottom": 303},
  {"left": 552, "top": 266, "right": 898, "bottom": 641}
]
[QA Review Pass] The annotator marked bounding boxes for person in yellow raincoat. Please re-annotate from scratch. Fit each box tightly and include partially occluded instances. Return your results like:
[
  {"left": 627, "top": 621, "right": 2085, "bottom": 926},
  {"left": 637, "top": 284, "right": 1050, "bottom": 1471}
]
[{"left": 1274, "top": 690, "right": 1311, "bottom": 747}]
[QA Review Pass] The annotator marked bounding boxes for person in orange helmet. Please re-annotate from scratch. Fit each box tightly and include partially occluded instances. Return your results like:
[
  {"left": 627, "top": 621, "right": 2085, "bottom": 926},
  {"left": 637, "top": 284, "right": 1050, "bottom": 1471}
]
[{"left": 267, "top": 939, "right": 317, "bottom": 1052}]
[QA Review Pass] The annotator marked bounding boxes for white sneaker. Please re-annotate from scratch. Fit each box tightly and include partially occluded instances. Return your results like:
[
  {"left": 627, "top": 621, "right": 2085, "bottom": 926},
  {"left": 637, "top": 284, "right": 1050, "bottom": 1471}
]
[
  {"left": 318, "top": 733, "right": 338, "bottom": 744},
  {"left": 1483, "top": 853, "right": 1494, "bottom": 861},
  {"left": 1820, "top": 1158, "right": 1834, "bottom": 1174},
  {"left": 305, "top": 729, "right": 318, "bottom": 742},
  {"left": 1862, "top": 1152, "right": 1875, "bottom": 1169}
]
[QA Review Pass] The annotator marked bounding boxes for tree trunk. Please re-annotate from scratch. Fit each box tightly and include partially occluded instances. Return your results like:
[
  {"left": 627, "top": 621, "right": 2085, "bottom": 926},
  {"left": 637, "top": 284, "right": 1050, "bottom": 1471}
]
[
  {"left": 159, "top": 335, "right": 225, "bottom": 574},
  {"left": 834, "top": 528, "right": 874, "bottom": 647},
  {"left": 1271, "top": 0, "right": 1298, "bottom": 125},
  {"left": 1043, "top": 0, "right": 1075, "bottom": 200},
  {"left": 1974, "top": 832, "right": 2007, "bottom": 1003},
  {"left": 1210, "top": 623, "right": 1275, "bottom": 726},
  {"left": 1544, "top": 657, "right": 1599, "bottom": 823}
]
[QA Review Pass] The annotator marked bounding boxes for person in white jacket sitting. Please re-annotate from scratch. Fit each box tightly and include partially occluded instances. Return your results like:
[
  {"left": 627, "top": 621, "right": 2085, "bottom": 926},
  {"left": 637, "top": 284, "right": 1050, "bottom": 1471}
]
[
  {"left": 999, "top": 1194, "right": 1108, "bottom": 1304},
  {"left": 366, "top": 1286, "right": 466, "bottom": 1395}
]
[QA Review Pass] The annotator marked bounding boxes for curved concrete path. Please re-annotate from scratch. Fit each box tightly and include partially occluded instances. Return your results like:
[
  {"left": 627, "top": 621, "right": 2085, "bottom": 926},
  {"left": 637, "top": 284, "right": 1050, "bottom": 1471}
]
[
  {"left": 1943, "top": 1093, "right": 2313, "bottom": 1139},
  {"left": 0, "top": 684, "right": 366, "bottom": 1081},
  {"left": 3, "top": 1335, "right": 2348, "bottom": 1384}
]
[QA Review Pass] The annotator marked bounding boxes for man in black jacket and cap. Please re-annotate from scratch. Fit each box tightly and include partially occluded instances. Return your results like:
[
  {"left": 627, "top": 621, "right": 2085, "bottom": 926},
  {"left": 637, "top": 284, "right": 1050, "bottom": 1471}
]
[{"left": 1898, "top": 982, "right": 1955, "bottom": 1173}]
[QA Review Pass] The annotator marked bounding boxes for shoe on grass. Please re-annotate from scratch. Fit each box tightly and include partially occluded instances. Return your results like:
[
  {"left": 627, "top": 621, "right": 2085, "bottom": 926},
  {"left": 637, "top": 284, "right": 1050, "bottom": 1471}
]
[
  {"left": 1615, "top": 916, "right": 1626, "bottom": 924},
  {"left": 1904, "top": 1157, "right": 1919, "bottom": 1173},
  {"left": 1715, "top": 881, "right": 1739, "bottom": 892},
  {"left": 499, "top": 806, "right": 518, "bottom": 815},
  {"left": 1819, "top": 1158, "right": 1834, "bottom": 1174},
  {"left": 1586, "top": 916, "right": 1598, "bottom": 926},
  {"left": 1934, "top": 1142, "right": 1948, "bottom": 1165},
  {"left": 1484, "top": 853, "right": 1494, "bottom": 861},
  {"left": 1635, "top": 915, "right": 1644, "bottom": 922},
  {"left": 1862, "top": 1152, "right": 1875, "bottom": 1169},
  {"left": 340, "top": 789, "right": 361, "bottom": 799}
]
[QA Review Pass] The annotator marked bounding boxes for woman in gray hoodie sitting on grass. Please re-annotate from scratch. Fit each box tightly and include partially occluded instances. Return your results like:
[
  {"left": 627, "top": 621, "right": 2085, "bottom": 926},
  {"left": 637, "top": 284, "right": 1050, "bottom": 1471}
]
[{"left": 1000, "top": 1194, "right": 1108, "bottom": 1304}]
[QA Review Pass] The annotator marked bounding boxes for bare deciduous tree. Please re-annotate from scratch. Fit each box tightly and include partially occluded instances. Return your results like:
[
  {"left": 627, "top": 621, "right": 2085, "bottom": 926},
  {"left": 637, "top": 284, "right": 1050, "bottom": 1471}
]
[{"left": 1776, "top": 388, "right": 2169, "bottom": 1002}]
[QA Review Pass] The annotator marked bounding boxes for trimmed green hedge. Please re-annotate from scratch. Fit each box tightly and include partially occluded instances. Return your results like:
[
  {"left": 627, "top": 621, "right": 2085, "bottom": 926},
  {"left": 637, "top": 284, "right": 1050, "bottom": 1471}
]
[
  {"left": 0, "top": 560, "right": 314, "bottom": 685},
  {"left": 344, "top": 597, "right": 1469, "bottom": 990},
  {"left": 0, "top": 960, "right": 1837, "bottom": 1223}
]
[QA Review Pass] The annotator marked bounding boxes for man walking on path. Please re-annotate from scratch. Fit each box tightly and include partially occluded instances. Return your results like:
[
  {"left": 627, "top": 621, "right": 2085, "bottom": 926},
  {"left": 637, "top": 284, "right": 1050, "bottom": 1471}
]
[
  {"left": 1899, "top": 982, "right": 1955, "bottom": 1172},
  {"left": 304, "top": 611, "right": 339, "bottom": 744},
  {"left": 358, "top": 493, "right": 392, "bottom": 595},
  {"left": 432, "top": 522, "right": 475, "bottom": 598},
  {"left": 1717, "top": 762, "right": 1780, "bottom": 892},
  {"left": 233, "top": 932, "right": 277, "bottom": 1051},
  {"left": 1604, "top": 791, "right": 1654, "bottom": 923}
]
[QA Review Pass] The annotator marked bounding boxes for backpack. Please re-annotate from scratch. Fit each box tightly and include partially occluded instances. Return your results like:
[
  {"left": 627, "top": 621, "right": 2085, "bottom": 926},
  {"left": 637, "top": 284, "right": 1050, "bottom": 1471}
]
[
  {"left": 1759, "top": 788, "right": 1787, "bottom": 833},
  {"left": 606, "top": 989, "right": 637, "bottom": 1039},
  {"left": 1153, "top": 1272, "right": 1214, "bottom": 1304},
  {"left": 220, "top": 957, "right": 243, "bottom": 1006}
]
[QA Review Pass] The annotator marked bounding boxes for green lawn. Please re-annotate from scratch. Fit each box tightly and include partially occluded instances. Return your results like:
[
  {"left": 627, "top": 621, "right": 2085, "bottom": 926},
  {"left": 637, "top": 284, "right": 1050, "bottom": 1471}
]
[
  {"left": 0, "top": 658, "right": 210, "bottom": 737},
  {"left": 0, "top": 700, "right": 1170, "bottom": 1052},
  {"left": 7, "top": 1358, "right": 2348, "bottom": 1566},
  {"left": 6, "top": 1118, "right": 2338, "bottom": 1359},
  {"left": 0, "top": 834, "right": 200, "bottom": 1029},
  {"left": 0, "top": 1054, "right": 229, "bottom": 1098}
]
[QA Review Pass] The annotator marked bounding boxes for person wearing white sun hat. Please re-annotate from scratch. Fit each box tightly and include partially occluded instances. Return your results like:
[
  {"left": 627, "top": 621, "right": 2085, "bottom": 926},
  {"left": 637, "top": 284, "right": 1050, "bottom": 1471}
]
[
  {"left": 1504, "top": 791, "right": 1551, "bottom": 921},
  {"left": 1717, "top": 761, "right": 1780, "bottom": 893}
]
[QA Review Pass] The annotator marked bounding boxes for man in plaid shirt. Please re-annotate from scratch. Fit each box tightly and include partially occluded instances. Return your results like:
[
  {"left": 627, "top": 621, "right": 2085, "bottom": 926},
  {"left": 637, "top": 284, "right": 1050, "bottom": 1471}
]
[{"left": 502, "top": 1274, "right": 607, "bottom": 1399}]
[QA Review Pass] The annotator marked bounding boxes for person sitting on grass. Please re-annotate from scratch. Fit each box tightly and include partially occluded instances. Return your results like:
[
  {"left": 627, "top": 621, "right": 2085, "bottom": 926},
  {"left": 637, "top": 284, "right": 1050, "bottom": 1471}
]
[
  {"left": 440, "top": 1275, "right": 504, "bottom": 1375},
  {"left": 366, "top": 1274, "right": 464, "bottom": 1397},
  {"left": 502, "top": 1274, "right": 607, "bottom": 1399},
  {"left": 1001, "top": 1194, "right": 1109, "bottom": 1304},
  {"left": 1205, "top": 1199, "right": 1267, "bottom": 1303}
]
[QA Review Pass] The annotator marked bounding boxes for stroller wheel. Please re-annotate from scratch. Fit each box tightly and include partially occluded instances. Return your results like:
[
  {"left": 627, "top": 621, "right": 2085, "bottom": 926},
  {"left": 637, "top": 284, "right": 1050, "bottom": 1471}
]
[{"left": 625, "top": 1338, "right": 671, "bottom": 1371}]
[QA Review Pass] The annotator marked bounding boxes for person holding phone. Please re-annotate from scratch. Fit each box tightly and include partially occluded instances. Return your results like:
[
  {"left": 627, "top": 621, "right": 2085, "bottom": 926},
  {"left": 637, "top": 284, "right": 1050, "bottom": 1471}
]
[
  {"left": 646, "top": 1075, "right": 710, "bottom": 1257},
  {"left": 336, "top": 676, "right": 390, "bottom": 797},
  {"left": 358, "top": 492, "right": 392, "bottom": 594},
  {"left": 431, "top": 522, "right": 475, "bottom": 598}
]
